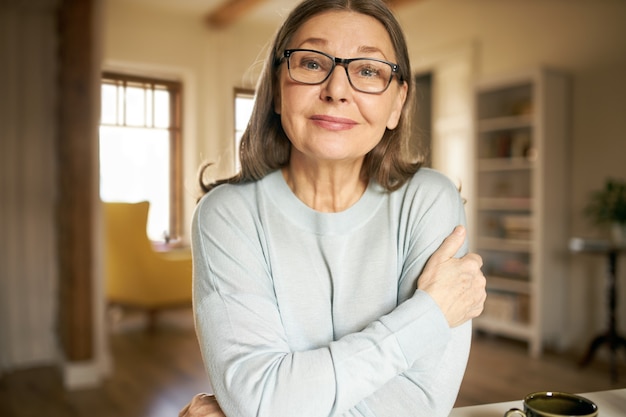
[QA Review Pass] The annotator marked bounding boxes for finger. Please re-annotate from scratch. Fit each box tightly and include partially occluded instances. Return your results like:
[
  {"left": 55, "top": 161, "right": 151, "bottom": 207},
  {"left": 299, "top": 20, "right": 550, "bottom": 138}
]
[
  {"left": 191, "top": 394, "right": 223, "bottom": 415},
  {"left": 430, "top": 225, "right": 466, "bottom": 263},
  {"left": 180, "top": 393, "right": 212, "bottom": 417},
  {"left": 196, "top": 393, "right": 217, "bottom": 407},
  {"left": 462, "top": 252, "right": 483, "bottom": 269},
  {"left": 192, "top": 393, "right": 209, "bottom": 405}
]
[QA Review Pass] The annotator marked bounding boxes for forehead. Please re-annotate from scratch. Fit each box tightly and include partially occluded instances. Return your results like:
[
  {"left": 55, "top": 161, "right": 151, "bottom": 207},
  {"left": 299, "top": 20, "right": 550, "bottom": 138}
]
[{"left": 289, "top": 10, "right": 395, "bottom": 57}]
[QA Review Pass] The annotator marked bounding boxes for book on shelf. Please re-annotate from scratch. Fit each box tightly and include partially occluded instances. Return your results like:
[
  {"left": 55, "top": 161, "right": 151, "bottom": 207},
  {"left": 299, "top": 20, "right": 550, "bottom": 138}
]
[
  {"left": 502, "top": 215, "right": 532, "bottom": 240},
  {"left": 483, "top": 131, "right": 532, "bottom": 159},
  {"left": 483, "top": 291, "right": 530, "bottom": 324}
]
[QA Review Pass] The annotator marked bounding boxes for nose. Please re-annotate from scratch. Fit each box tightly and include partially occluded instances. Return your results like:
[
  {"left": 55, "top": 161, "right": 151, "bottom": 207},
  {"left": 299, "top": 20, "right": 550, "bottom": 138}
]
[{"left": 320, "top": 64, "right": 352, "bottom": 102}]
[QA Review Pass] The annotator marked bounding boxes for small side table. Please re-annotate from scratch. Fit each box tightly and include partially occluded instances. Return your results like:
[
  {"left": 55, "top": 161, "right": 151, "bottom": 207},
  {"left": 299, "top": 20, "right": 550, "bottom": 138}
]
[{"left": 569, "top": 238, "right": 626, "bottom": 382}]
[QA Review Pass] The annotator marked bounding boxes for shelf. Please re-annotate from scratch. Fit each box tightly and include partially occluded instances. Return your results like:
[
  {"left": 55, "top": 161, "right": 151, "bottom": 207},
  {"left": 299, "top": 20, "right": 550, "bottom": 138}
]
[
  {"left": 477, "top": 237, "right": 532, "bottom": 252},
  {"left": 474, "top": 69, "right": 569, "bottom": 357},
  {"left": 478, "top": 157, "right": 533, "bottom": 172},
  {"left": 487, "top": 276, "right": 532, "bottom": 294},
  {"left": 474, "top": 316, "right": 532, "bottom": 341},
  {"left": 478, "top": 114, "right": 533, "bottom": 132},
  {"left": 477, "top": 198, "right": 532, "bottom": 211}
]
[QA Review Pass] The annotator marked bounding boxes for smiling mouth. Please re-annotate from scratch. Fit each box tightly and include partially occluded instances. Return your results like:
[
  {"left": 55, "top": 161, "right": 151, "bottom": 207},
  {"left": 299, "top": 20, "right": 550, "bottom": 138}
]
[{"left": 310, "top": 115, "right": 357, "bottom": 131}]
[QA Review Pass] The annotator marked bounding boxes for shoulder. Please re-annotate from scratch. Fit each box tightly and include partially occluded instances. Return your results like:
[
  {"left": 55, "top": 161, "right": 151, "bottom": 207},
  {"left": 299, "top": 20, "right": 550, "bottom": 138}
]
[
  {"left": 193, "top": 180, "right": 262, "bottom": 232},
  {"left": 395, "top": 169, "right": 468, "bottom": 254},
  {"left": 196, "top": 182, "right": 252, "bottom": 214},
  {"left": 401, "top": 168, "right": 462, "bottom": 201},
  {"left": 193, "top": 171, "right": 284, "bottom": 230},
  {"left": 388, "top": 168, "right": 466, "bottom": 228}
]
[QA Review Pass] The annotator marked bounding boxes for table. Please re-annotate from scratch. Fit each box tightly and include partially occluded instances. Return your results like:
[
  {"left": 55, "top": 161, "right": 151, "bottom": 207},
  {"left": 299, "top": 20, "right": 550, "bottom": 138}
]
[
  {"left": 450, "top": 388, "right": 626, "bottom": 417},
  {"left": 569, "top": 238, "right": 626, "bottom": 382}
]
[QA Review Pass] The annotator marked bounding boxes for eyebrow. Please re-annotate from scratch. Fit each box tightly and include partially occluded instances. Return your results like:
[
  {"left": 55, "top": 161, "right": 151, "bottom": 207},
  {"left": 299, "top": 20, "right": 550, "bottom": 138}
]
[{"left": 296, "top": 38, "right": 389, "bottom": 58}]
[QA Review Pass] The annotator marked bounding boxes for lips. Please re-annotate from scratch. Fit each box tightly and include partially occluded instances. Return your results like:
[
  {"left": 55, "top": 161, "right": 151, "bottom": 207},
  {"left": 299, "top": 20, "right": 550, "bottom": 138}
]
[{"left": 310, "top": 114, "right": 357, "bottom": 131}]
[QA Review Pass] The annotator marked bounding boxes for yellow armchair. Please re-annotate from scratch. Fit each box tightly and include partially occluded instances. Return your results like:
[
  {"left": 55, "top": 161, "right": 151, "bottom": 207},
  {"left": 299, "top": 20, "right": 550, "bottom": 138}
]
[{"left": 103, "top": 201, "right": 192, "bottom": 329}]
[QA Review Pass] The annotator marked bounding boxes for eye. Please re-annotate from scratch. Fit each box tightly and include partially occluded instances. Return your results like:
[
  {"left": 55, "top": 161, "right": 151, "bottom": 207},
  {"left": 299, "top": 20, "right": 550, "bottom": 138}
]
[
  {"left": 303, "top": 59, "right": 321, "bottom": 70},
  {"left": 359, "top": 65, "right": 380, "bottom": 78},
  {"left": 352, "top": 61, "right": 386, "bottom": 79},
  {"left": 296, "top": 54, "right": 329, "bottom": 72}
]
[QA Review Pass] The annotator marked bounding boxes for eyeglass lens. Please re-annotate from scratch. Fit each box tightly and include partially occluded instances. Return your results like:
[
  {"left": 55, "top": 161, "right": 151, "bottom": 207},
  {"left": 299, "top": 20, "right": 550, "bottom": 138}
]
[{"left": 287, "top": 50, "right": 394, "bottom": 93}]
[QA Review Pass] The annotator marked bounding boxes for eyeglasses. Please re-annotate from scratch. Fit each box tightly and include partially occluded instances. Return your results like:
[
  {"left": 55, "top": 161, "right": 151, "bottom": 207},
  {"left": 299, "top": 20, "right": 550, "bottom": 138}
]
[{"left": 283, "top": 49, "right": 402, "bottom": 94}]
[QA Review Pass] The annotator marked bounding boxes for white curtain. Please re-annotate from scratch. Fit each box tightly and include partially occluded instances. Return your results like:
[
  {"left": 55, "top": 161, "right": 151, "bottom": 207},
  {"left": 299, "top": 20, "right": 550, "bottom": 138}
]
[{"left": 0, "top": 0, "right": 60, "bottom": 372}]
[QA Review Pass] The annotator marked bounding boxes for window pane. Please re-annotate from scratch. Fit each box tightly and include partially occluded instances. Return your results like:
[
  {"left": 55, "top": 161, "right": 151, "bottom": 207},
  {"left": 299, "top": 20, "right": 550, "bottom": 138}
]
[
  {"left": 125, "top": 85, "right": 147, "bottom": 126},
  {"left": 117, "top": 85, "right": 125, "bottom": 123},
  {"left": 101, "top": 84, "right": 118, "bottom": 125},
  {"left": 235, "top": 95, "right": 254, "bottom": 130},
  {"left": 99, "top": 126, "right": 170, "bottom": 240},
  {"left": 145, "top": 88, "right": 154, "bottom": 127},
  {"left": 100, "top": 74, "right": 182, "bottom": 241},
  {"left": 154, "top": 88, "right": 170, "bottom": 128},
  {"left": 234, "top": 93, "right": 255, "bottom": 171}
]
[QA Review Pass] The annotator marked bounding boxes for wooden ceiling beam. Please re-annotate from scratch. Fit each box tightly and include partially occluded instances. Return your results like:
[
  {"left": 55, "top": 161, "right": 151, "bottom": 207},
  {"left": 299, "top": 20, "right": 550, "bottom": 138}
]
[
  {"left": 205, "top": 0, "right": 268, "bottom": 28},
  {"left": 205, "top": 0, "right": 421, "bottom": 29},
  {"left": 386, "top": 0, "right": 416, "bottom": 7}
]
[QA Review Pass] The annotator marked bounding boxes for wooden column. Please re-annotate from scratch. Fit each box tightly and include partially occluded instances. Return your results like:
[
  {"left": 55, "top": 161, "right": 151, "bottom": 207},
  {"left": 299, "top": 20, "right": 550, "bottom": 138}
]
[{"left": 56, "top": 0, "right": 97, "bottom": 361}]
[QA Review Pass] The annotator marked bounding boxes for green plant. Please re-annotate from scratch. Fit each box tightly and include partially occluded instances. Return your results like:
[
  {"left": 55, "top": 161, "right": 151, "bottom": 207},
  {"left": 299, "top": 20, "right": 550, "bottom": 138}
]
[{"left": 584, "top": 178, "right": 626, "bottom": 225}]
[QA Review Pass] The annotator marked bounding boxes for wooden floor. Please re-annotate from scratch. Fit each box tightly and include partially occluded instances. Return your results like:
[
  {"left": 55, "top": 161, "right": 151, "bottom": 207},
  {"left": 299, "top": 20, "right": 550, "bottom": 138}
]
[{"left": 1, "top": 309, "right": 625, "bottom": 416}]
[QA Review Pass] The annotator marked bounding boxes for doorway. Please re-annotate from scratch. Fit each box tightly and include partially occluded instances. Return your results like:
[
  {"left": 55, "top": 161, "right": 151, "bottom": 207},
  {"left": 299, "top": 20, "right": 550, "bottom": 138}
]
[
  {"left": 413, "top": 72, "right": 433, "bottom": 167},
  {"left": 410, "top": 41, "right": 477, "bottom": 233}
]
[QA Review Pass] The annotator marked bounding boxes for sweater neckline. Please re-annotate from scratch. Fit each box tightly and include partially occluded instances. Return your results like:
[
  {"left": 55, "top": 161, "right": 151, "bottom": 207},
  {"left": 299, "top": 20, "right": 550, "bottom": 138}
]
[{"left": 262, "top": 170, "right": 385, "bottom": 235}]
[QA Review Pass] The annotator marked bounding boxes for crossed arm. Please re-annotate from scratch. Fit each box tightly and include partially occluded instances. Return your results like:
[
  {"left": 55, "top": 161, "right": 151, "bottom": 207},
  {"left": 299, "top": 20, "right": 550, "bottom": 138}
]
[{"left": 180, "top": 225, "right": 485, "bottom": 417}]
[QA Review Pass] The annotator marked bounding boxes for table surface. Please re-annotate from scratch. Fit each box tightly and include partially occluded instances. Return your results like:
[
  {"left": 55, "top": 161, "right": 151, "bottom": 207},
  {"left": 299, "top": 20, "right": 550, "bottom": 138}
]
[
  {"left": 569, "top": 237, "right": 626, "bottom": 253},
  {"left": 449, "top": 388, "right": 625, "bottom": 417}
]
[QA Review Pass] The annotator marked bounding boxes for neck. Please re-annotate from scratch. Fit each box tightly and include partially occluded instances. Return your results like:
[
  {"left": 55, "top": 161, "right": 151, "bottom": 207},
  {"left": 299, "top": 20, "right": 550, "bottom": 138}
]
[{"left": 282, "top": 159, "right": 368, "bottom": 213}]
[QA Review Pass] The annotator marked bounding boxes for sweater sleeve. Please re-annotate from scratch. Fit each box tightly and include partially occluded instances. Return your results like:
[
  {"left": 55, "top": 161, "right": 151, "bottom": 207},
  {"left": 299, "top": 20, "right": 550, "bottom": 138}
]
[
  {"left": 358, "top": 172, "right": 472, "bottom": 417},
  {"left": 192, "top": 172, "right": 469, "bottom": 417}
]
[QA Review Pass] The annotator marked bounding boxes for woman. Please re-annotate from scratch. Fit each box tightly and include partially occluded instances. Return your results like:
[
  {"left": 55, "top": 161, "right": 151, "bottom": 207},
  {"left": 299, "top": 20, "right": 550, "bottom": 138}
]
[{"left": 181, "top": 0, "right": 486, "bottom": 416}]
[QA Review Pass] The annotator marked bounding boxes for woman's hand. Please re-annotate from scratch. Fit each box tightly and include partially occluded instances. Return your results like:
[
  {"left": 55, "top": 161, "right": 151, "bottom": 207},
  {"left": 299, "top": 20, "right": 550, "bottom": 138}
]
[
  {"left": 179, "top": 393, "right": 226, "bottom": 417},
  {"left": 417, "top": 225, "right": 486, "bottom": 328}
]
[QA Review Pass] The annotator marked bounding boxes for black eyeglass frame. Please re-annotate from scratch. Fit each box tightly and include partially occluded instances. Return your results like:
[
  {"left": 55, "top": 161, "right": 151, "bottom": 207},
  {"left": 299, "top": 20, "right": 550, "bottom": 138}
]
[{"left": 282, "top": 49, "right": 403, "bottom": 94}]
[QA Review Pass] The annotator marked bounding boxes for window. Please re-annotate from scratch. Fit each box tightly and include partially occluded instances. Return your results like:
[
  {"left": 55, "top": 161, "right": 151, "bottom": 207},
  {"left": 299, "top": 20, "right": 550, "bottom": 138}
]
[
  {"left": 234, "top": 88, "right": 255, "bottom": 171},
  {"left": 99, "top": 72, "right": 183, "bottom": 242}
]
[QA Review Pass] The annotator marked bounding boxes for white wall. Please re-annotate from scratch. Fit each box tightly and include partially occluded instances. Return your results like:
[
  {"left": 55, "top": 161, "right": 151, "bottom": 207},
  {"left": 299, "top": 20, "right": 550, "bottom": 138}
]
[
  {"left": 103, "top": 0, "right": 626, "bottom": 351},
  {"left": 202, "top": 20, "right": 276, "bottom": 179}
]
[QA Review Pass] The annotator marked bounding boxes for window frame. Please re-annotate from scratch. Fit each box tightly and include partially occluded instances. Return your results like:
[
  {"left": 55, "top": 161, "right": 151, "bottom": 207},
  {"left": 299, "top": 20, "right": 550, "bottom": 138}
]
[
  {"left": 100, "top": 71, "right": 184, "bottom": 240},
  {"left": 233, "top": 87, "right": 255, "bottom": 171}
]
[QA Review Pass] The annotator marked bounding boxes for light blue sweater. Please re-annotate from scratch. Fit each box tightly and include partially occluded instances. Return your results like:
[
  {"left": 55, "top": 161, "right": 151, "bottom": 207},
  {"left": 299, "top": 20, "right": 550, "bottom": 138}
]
[{"left": 192, "top": 168, "right": 471, "bottom": 417}]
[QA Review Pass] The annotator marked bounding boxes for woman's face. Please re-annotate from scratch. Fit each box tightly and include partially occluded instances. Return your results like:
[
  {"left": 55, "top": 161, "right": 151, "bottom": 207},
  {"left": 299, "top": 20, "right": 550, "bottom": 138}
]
[{"left": 275, "top": 11, "right": 408, "bottom": 167}]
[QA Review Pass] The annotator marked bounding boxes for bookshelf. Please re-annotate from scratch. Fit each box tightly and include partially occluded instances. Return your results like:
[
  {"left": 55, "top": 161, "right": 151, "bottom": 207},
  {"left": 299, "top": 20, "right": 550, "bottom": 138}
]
[{"left": 473, "top": 68, "right": 569, "bottom": 357}]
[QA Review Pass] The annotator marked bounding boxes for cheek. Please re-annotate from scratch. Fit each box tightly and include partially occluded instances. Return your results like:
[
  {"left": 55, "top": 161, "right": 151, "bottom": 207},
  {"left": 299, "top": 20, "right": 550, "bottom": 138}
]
[
  {"left": 276, "top": 77, "right": 299, "bottom": 116},
  {"left": 386, "top": 84, "right": 408, "bottom": 129},
  {"left": 359, "top": 95, "right": 398, "bottom": 129},
  {"left": 277, "top": 85, "right": 311, "bottom": 131}
]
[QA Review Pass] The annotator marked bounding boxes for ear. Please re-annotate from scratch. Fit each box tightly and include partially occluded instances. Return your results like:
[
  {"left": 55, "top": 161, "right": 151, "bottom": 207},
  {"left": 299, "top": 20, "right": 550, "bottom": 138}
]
[{"left": 386, "top": 81, "right": 408, "bottom": 130}]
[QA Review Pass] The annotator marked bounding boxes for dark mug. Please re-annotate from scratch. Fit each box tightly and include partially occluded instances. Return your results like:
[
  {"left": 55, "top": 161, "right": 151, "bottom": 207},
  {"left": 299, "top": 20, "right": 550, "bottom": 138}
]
[{"left": 504, "top": 391, "right": 598, "bottom": 417}]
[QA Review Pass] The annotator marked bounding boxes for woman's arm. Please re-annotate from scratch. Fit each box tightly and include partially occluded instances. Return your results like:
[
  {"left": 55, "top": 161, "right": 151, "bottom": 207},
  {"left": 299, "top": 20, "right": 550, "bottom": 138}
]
[
  {"left": 183, "top": 251, "right": 479, "bottom": 417},
  {"left": 183, "top": 239, "right": 481, "bottom": 417},
  {"left": 356, "top": 322, "right": 472, "bottom": 417},
  {"left": 358, "top": 177, "right": 485, "bottom": 417}
]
